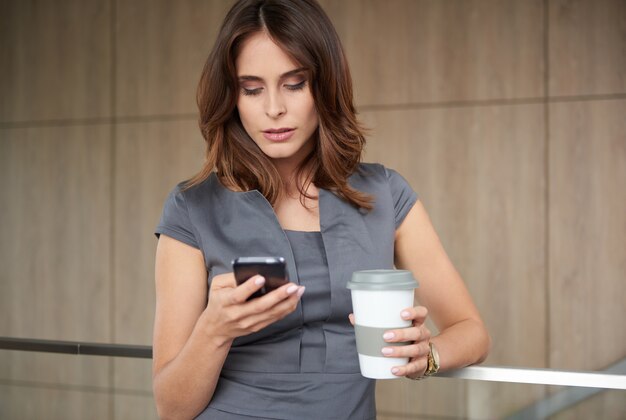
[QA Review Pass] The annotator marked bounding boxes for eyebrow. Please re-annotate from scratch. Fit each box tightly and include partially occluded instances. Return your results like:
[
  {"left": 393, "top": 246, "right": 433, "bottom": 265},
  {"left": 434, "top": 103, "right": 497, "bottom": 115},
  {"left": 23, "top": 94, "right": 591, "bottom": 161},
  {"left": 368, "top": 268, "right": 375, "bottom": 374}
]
[{"left": 238, "top": 67, "right": 308, "bottom": 82}]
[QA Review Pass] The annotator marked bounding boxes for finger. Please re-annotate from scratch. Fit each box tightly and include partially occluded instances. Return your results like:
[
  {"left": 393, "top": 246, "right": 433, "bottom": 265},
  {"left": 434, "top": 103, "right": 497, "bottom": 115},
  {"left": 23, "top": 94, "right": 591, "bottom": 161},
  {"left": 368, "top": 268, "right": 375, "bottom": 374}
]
[
  {"left": 381, "top": 341, "right": 430, "bottom": 359},
  {"left": 348, "top": 313, "right": 355, "bottom": 326},
  {"left": 244, "top": 291, "right": 303, "bottom": 331},
  {"left": 391, "top": 356, "right": 428, "bottom": 378},
  {"left": 383, "top": 325, "right": 431, "bottom": 343},
  {"left": 228, "top": 283, "right": 304, "bottom": 333},
  {"left": 400, "top": 306, "right": 428, "bottom": 324},
  {"left": 244, "top": 282, "right": 304, "bottom": 312},
  {"left": 229, "top": 275, "right": 267, "bottom": 305}
]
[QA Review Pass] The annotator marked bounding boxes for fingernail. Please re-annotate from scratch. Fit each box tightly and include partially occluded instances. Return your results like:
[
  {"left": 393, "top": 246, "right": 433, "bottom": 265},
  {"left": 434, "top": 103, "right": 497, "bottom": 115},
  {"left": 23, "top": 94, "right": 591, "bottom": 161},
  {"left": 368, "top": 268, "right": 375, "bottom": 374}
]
[
  {"left": 401, "top": 311, "right": 410, "bottom": 319},
  {"left": 383, "top": 332, "right": 395, "bottom": 340},
  {"left": 391, "top": 367, "right": 400, "bottom": 374},
  {"left": 255, "top": 276, "right": 265, "bottom": 285},
  {"left": 381, "top": 347, "right": 393, "bottom": 355},
  {"left": 296, "top": 286, "right": 306, "bottom": 297},
  {"left": 287, "top": 285, "right": 298, "bottom": 295}
]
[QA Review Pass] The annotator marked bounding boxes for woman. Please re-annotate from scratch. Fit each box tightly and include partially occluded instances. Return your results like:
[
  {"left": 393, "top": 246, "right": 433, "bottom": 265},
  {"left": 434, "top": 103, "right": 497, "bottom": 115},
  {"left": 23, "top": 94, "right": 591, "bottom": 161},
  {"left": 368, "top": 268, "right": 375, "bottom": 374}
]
[{"left": 153, "top": 0, "right": 491, "bottom": 419}]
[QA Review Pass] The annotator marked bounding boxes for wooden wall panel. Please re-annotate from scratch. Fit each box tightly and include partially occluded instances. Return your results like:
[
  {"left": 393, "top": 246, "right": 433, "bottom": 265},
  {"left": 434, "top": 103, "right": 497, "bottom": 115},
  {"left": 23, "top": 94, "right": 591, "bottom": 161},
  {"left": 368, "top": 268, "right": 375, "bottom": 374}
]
[
  {"left": 0, "top": 126, "right": 112, "bottom": 386},
  {"left": 0, "top": 384, "right": 111, "bottom": 420},
  {"left": 0, "top": 126, "right": 112, "bottom": 341},
  {"left": 113, "top": 120, "right": 205, "bottom": 391},
  {"left": 320, "top": 0, "right": 544, "bottom": 106},
  {"left": 114, "top": 394, "right": 159, "bottom": 419},
  {"left": 1, "top": 0, "right": 624, "bottom": 418},
  {"left": 549, "top": 0, "right": 626, "bottom": 96},
  {"left": 114, "top": 358, "right": 153, "bottom": 394},
  {"left": 550, "top": 99, "right": 626, "bottom": 370},
  {"left": 551, "top": 389, "right": 626, "bottom": 420},
  {"left": 549, "top": 99, "right": 626, "bottom": 417},
  {"left": 115, "top": 0, "right": 234, "bottom": 117},
  {"left": 361, "top": 103, "right": 547, "bottom": 418},
  {"left": 0, "top": 351, "right": 111, "bottom": 391},
  {"left": 0, "top": 0, "right": 111, "bottom": 122},
  {"left": 376, "top": 377, "right": 466, "bottom": 419}
]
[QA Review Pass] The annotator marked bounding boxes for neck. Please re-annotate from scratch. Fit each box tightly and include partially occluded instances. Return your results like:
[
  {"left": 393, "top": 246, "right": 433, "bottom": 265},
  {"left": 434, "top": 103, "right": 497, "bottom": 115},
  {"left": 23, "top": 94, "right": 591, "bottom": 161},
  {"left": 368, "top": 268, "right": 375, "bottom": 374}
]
[
  {"left": 274, "top": 161, "right": 308, "bottom": 197},
  {"left": 271, "top": 145, "right": 316, "bottom": 195}
]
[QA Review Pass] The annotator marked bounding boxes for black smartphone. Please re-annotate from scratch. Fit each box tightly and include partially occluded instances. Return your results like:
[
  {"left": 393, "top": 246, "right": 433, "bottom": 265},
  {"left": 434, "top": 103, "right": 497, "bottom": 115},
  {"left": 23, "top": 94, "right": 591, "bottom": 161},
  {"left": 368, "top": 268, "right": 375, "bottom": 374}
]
[{"left": 232, "top": 256, "right": 288, "bottom": 300}]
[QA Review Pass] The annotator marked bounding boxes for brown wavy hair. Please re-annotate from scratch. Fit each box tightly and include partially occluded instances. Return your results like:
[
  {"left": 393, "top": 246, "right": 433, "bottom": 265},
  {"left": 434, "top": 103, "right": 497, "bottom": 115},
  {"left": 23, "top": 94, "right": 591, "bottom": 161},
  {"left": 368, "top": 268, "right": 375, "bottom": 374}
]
[{"left": 187, "top": 0, "right": 373, "bottom": 210}]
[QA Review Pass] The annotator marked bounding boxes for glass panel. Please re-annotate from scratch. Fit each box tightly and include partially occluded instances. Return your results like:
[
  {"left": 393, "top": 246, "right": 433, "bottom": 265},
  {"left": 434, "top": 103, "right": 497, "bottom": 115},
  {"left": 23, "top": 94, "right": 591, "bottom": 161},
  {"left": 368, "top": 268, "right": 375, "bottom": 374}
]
[
  {"left": 376, "top": 379, "right": 625, "bottom": 419},
  {"left": 1, "top": 349, "right": 623, "bottom": 420}
]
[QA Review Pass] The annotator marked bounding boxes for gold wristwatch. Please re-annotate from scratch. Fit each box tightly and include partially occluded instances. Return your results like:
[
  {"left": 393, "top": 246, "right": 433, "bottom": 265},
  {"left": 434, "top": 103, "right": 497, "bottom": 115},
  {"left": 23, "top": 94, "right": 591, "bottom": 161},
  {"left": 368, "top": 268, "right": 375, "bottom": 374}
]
[
  {"left": 411, "top": 342, "right": 440, "bottom": 380},
  {"left": 423, "top": 342, "right": 440, "bottom": 377}
]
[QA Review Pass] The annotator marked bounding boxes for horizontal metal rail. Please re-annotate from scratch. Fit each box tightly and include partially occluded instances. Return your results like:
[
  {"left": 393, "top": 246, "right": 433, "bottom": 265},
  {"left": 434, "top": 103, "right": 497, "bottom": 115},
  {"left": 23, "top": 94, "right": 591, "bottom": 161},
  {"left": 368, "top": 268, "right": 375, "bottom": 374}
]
[
  {"left": 2, "top": 336, "right": 625, "bottom": 390},
  {"left": 0, "top": 336, "right": 151, "bottom": 358},
  {"left": 439, "top": 365, "right": 626, "bottom": 390}
]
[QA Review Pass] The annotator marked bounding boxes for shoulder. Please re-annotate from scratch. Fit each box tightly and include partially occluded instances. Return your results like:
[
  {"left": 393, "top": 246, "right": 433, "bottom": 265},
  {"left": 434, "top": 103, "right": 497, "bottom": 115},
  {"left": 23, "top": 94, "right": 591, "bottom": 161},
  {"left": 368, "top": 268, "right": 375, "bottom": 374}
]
[
  {"left": 351, "top": 162, "right": 386, "bottom": 182},
  {"left": 352, "top": 162, "right": 411, "bottom": 187},
  {"left": 354, "top": 163, "right": 418, "bottom": 228},
  {"left": 356, "top": 162, "right": 385, "bottom": 175},
  {"left": 350, "top": 162, "right": 416, "bottom": 200},
  {"left": 169, "top": 173, "right": 222, "bottom": 207}
]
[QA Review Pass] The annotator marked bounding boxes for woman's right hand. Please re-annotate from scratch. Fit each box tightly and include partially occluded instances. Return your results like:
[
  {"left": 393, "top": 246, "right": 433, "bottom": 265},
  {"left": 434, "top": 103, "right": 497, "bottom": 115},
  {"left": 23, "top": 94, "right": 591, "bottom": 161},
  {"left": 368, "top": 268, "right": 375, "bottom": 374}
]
[{"left": 198, "top": 273, "right": 305, "bottom": 346}]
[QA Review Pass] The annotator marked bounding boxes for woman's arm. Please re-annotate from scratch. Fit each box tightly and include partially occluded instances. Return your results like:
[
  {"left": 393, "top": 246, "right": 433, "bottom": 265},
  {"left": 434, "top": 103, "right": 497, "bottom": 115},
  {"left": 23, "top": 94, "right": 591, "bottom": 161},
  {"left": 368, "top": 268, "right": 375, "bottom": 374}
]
[
  {"left": 388, "top": 200, "right": 491, "bottom": 377},
  {"left": 152, "top": 235, "right": 304, "bottom": 419}
]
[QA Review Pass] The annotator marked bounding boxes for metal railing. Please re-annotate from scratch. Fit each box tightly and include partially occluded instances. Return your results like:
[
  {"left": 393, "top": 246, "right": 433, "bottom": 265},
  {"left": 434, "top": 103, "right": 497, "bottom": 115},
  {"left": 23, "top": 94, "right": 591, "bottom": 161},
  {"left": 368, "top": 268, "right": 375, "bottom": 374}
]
[
  {"left": 2, "top": 336, "right": 624, "bottom": 389},
  {"left": 2, "top": 336, "right": 625, "bottom": 420},
  {"left": 0, "top": 336, "right": 151, "bottom": 358}
]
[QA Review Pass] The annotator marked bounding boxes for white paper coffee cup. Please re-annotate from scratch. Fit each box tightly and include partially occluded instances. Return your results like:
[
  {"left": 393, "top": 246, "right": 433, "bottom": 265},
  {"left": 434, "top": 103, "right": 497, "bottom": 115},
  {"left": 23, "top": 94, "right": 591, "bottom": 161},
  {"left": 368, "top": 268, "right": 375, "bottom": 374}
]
[{"left": 347, "top": 270, "right": 419, "bottom": 379}]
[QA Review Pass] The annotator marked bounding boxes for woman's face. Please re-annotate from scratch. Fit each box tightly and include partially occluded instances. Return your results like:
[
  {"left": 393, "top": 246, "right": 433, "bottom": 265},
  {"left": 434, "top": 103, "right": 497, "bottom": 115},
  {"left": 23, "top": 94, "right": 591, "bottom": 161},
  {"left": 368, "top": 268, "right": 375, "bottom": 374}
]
[{"left": 236, "top": 32, "right": 319, "bottom": 170}]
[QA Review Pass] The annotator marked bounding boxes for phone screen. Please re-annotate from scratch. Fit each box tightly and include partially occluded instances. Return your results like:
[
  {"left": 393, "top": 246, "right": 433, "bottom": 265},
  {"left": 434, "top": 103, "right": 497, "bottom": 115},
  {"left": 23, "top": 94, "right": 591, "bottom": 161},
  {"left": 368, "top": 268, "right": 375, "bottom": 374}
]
[{"left": 232, "top": 257, "right": 288, "bottom": 299}]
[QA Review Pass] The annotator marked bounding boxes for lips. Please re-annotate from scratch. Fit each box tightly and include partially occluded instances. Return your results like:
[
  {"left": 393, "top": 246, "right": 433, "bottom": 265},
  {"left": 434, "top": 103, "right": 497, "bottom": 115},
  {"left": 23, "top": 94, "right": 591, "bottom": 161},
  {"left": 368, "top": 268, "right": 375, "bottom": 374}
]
[{"left": 262, "top": 127, "right": 295, "bottom": 142}]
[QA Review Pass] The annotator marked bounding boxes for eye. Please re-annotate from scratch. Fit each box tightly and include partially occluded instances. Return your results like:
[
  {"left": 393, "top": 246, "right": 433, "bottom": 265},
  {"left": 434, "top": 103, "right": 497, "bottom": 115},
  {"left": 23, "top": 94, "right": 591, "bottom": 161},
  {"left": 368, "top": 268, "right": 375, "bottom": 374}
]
[
  {"left": 241, "top": 87, "right": 262, "bottom": 96},
  {"left": 285, "top": 81, "right": 306, "bottom": 91}
]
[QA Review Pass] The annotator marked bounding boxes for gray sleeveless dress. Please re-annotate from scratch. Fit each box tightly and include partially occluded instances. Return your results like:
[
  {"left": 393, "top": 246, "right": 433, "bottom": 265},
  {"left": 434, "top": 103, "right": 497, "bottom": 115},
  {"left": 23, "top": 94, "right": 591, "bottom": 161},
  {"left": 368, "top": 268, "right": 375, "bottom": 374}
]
[
  {"left": 155, "top": 164, "right": 418, "bottom": 420},
  {"left": 198, "top": 230, "right": 375, "bottom": 419}
]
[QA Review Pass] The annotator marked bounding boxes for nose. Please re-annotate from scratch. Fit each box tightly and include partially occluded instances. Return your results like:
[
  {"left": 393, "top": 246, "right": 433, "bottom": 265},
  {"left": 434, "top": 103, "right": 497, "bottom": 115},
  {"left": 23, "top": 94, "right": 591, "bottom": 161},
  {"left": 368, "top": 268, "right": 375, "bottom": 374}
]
[{"left": 264, "top": 89, "right": 286, "bottom": 119}]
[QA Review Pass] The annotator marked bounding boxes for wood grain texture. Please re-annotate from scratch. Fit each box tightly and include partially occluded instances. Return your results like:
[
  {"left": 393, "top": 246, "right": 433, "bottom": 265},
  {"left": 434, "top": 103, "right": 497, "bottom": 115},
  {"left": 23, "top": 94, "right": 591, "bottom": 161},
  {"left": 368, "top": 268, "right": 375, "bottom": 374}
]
[
  {"left": 548, "top": 98, "right": 626, "bottom": 420},
  {"left": 319, "top": 0, "right": 544, "bottom": 106},
  {"left": 115, "top": 0, "right": 234, "bottom": 117},
  {"left": 114, "top": 358, "right": 153, "bottom": 393},
  {"left": 113, "top": 120, "right": 205, "bottom": 390},
  {"left": 467, "top": 381, "right": 548, "bottom": 419},
  {"left": 114, "top": 394, "right": 159, "bottom": 420},
  {"left": 549, "top": 99, "right": 626, "bottom": 371},
  {"left": 1, "top": 0, "right": 624, "bottom": 418},
  {"left": 549, "top": 0, "right": 626, "bottom": 96},
  {"left": 550, "top": 389, "right": 626, "bottom": 420},
  {"left": 0, "top": 351, "right": 111, "bottom": 390},
  {"left": 0, "top": 0, "right": 111, "bottom": 122},
  {"left": 0, "top": 125, "right": 112, "bottom": 386},
  {"left": 361, "top": 103, "right": 547, "bottom": 418},
  {"left": 376, "top": 377, "right": 466, "bottom": 419},
  {"left": 0, "top": 383, "right": 111, "bottom": 420}
]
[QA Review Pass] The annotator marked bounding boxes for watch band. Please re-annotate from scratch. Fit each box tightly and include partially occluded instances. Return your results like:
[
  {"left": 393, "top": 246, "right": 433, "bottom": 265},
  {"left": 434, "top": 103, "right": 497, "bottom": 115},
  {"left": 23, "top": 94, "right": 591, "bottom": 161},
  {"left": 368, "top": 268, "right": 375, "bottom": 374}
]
[
  {"left": 424, "top": 342, "right": 440, "bottom": 377},
  {"left": 409, "top": 342, "right": 440, "bottom": 380}
]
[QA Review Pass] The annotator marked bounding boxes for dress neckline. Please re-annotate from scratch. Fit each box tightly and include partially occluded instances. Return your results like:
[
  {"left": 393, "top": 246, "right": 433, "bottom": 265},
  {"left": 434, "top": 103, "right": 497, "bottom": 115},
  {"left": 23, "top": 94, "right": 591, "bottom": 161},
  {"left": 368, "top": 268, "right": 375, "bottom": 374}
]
[{"left": 283, "top": 229, "right": 322, "bottom": 234}]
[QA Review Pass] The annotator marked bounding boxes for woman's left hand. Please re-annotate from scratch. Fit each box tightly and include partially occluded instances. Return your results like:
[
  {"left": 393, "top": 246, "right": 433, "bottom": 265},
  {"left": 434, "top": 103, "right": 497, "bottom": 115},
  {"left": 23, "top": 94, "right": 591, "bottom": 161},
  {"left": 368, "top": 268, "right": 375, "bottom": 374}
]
[
  {"left": 349, "top": 306, "right": 432, "bottom": 378},
  {"left": 382, "top": 306, "right": 431, "bottom": 379}
]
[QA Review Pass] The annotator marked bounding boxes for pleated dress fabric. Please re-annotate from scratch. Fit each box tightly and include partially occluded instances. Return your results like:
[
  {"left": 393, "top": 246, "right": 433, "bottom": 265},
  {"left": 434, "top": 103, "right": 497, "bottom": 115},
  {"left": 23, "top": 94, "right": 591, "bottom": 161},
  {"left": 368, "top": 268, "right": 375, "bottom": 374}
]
[{"left": 197, "top": 230, "right": 376, "bottom": 419}]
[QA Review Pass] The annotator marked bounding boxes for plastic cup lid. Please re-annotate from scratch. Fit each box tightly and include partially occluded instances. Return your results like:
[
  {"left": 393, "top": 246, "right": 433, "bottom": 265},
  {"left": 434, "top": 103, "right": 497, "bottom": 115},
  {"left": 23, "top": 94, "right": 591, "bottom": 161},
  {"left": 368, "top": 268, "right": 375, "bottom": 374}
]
[{"left": 346, "top": 269, "right": 419, "bottom": 291}]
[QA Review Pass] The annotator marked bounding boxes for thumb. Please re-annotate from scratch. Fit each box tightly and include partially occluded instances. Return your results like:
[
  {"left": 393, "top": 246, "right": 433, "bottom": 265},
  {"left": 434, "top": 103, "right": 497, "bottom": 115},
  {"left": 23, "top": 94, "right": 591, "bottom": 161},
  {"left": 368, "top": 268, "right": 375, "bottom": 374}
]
[{"left": 348, "top": 313, "right": 355, "bottom": 326}]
